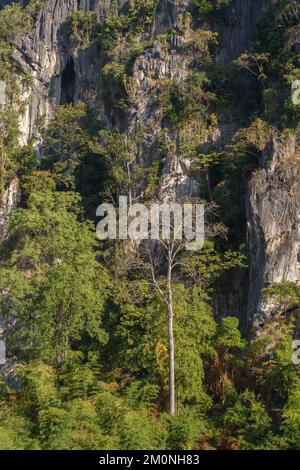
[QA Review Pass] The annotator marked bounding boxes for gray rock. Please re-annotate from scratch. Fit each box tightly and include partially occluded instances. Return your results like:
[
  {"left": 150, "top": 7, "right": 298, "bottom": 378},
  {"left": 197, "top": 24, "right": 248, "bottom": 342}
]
[
  {"left": 0, "top": 176, "right": 20, "bottom": 241},
  {"left": 247, "top": 135, "right": 300, "bottom": 326}
]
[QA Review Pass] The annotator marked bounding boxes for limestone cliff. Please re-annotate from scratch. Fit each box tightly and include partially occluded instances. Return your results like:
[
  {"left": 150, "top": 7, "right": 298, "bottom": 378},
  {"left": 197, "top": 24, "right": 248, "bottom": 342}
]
[
  {"left": 2, "top": 0, "right": 299, "bottom": 328},
  {"left": 247, "top": 135, "right": 300, "bottom": 326}
]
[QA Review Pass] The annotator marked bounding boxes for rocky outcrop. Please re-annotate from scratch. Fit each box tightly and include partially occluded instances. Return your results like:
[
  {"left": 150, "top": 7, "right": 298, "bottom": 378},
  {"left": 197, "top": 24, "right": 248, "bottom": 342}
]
[
  {"left": 0, "top": 176, "right": 20, "bottom": 369},
  {"left": 13, "top": 0, "right": 113, "bottom": 144},
  {"left": 247, "top": 136, "right": 300, "bottom": 326},
  {"left": 0, "top": 176, "right": 20, "bottom": 241},
  {"left": 216, "top": 0, "right": 269, "bottom": 62}
]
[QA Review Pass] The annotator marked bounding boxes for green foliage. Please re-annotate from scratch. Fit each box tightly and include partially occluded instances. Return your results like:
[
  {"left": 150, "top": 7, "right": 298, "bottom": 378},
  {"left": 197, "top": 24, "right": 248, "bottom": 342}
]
[
  {"left": 58, "top": 352, "right": 101, "bottom": 400},
  {"left": 41, "top": 102, "right": 106, "bottom": 216},
  {"left": 0, "top": 0, "right": 37, "bottom": 85},
  {"left": 252, "top": 0, "right": 300, "bottom": 127},
  {"left": 17, "top": 362, "right": 60, "bottom": 416},
  {"left": 264, "top": 333, "right": 300, "bottom": 404},
  {"left": 167, "top": 408, "right": 209, "bottom": 450},
  {"left": 39, "top": 399, "right": 108, "bottom": 450},
  {"left": 205, "top": 317, "right": 245, "bottom": 407},
  {"left": 159, "top": 73, "right": 215, "bottom": 128},
  {"left": 263, "top": 282, "right": 300, "bottom": 311},
  {"left": 125, "top": 380, "right": 160, "bottom": 410},
  {"left": 214, "top": 317, "right": 245, "bottom": 351},
  {"left": 0, "top": 2, "right": 38, "bottom": 194},
  {"left": 96, "top": 129, "right": 141, "bottom": 202},
  {"left": 97, "top": 0, "right": 158, "bottom": 95},
  {"left": 98, "top": 0, "right": 158, "bottom": 55},
  {"left": 103, "top": 276, "right": 217, "bottom": 409},
  {"left": 282, "top": 382, "right": 300, "bottom": 449},
  {"left": 42, "top": 102, "right": 95, "bottom": 189},
  {"left": 0, "top": 401, "right": 36, "bottom": 450},
  {"left": 212, "top": 119, "right": 275, "bottom": 245},
  {"left": 0, "top": 101, "right": 22, "bottom": 194},
  {"left": 180, "top": 240, "right": 247, "bottom": 291},
  {"left": 96, "top": 128, "right": 163, "bottom": 203},
  {"left": 118, "top": 409, "right": 166, "bottom": 450},
  {"left": 222, "top": 390, "right": 273, "bottom": 450},
  {"left": 66, "top": 12, "right": 101, "bottom": 48},
  {"left": 0, "top": 174, "right": 110, "bottom": 363},
  {"left": 0, "top": 3, "right": 33, "bottom": 51}
]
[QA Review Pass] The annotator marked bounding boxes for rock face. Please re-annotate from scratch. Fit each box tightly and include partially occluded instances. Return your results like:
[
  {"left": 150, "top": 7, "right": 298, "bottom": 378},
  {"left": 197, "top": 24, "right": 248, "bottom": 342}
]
[
  {"left": 247, "top": 136, "right": 300, "bottom": 326},
  {"left": 0, "top": 176, "right": 20, "bottom": 241}
]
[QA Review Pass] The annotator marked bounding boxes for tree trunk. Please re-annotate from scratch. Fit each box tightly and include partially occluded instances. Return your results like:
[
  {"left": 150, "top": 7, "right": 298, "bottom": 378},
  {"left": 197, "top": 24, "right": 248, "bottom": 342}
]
[{"left": 167, "top": 258, "right": 176, "bottom": 415}]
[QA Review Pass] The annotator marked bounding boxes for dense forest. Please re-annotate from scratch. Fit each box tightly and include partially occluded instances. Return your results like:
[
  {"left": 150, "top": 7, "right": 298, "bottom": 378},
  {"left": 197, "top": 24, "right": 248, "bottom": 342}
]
[{"left": 0, "top": 0, "right": 300, "bottom": 450}]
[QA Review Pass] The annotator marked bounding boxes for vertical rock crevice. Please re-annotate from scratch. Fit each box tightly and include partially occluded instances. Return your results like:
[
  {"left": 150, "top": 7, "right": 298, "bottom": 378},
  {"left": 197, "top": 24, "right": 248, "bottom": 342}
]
[{"left": 60, "top": 56, "right": 76, "bottom": 104}]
